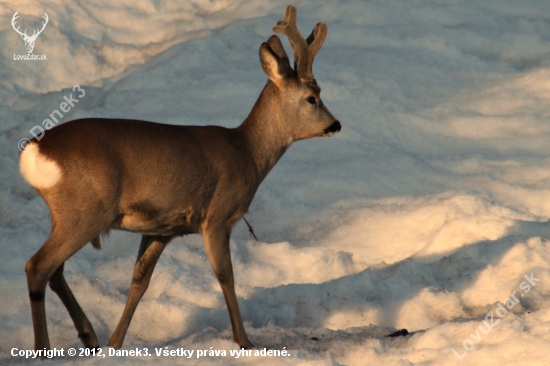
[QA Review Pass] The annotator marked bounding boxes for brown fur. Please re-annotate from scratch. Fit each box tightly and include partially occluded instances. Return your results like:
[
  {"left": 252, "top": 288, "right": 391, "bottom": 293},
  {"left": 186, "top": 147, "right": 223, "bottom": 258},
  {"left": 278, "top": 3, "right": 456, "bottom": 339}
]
[{"left": 21, "top": 6, "right": 340, "bottom": 354}]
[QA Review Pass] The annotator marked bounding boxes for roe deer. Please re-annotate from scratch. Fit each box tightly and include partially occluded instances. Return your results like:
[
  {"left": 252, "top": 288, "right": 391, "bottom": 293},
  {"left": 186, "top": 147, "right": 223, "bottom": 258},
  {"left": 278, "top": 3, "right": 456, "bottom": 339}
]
[{"left": 20, "top": 5, "right": 340, "bottom": 352}]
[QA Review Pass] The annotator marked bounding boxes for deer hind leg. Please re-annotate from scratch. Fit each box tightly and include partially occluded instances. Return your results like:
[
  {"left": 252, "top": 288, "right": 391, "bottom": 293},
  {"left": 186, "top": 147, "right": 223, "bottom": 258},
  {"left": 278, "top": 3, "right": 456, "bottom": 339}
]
[
  {"left": 26, "top": 224, "right": 103, "bottom": 351},
  {"left": 108, "top": 235, "right": 169, "bottom": 349},
  {"left": 48, "top": 262, "right": 98, "bottom": 348},
  {"left": 202, "top": 227, "right": 254, "bottom": 349}
]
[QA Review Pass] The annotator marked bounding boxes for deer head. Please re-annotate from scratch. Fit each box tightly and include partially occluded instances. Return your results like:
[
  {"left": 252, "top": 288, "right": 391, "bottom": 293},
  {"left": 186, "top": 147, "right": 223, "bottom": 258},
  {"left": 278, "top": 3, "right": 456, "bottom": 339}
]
[
  {"left": 256, "top": 5, "right": 341, "bottom": 142},
  {"left": 12, "top": 11, "right": 49, "bottom": 54}
]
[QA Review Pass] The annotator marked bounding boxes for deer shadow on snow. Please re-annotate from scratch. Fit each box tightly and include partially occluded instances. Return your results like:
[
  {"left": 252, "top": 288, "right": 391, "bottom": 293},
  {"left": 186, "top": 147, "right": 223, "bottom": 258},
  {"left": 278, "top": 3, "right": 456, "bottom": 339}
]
[{"left": 182, "top": 219, "right": 550, "bottom": 346}]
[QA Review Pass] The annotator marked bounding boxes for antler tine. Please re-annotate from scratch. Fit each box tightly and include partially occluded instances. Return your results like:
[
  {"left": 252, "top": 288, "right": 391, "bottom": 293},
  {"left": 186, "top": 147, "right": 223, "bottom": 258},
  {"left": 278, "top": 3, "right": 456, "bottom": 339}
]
[
  {"left": 11, "top": 11, "right": 25, "bottom": 36},
  {"left": 305, "top": 22, "right": 327, "bottom": 72},
  {"left": 272, "top": 5, "right": 311, "bottom": 81},
  {"left": 34, "top": 13, "right": 49, "bottom": 37},
  {"left": 11, "top": 11, "right": 19, "bottom": 26}
]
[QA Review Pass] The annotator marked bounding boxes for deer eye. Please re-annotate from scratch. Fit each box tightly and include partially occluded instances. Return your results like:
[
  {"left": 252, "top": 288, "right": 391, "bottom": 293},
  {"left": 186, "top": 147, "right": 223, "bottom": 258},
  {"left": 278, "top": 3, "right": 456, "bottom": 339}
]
[{"left": 306, "top": 96, "right": 317, "bottom": 105}]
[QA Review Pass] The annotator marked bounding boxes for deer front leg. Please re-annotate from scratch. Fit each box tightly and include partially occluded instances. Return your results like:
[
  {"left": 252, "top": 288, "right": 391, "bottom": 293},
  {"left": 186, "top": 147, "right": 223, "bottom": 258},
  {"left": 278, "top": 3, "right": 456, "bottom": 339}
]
[
  {"left": 202, "top": 227, "right": 254, "bottom": 349},
  {"left": 108, "top": 235, "right": 169, "bottom": 349}
]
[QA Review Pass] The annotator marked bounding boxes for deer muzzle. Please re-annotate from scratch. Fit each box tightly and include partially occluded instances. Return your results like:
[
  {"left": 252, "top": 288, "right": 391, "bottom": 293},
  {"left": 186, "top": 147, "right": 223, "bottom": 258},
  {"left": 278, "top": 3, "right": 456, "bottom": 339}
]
[{"left": 324, "top": 120, "right": 341, "bottom": 136}]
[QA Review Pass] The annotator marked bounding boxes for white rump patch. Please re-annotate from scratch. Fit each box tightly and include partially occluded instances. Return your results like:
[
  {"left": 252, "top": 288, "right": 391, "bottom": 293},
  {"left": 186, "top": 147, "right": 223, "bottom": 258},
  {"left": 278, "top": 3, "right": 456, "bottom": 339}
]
[{"left": 19, "top": 143, "right": 61, "bottom": 189}]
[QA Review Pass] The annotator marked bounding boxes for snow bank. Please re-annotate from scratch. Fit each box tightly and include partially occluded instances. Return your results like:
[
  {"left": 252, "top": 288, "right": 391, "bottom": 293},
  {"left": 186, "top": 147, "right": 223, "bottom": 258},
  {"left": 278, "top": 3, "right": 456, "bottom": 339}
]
[{"left": 2, "top": 0, "right": 550, "bottom": 365}]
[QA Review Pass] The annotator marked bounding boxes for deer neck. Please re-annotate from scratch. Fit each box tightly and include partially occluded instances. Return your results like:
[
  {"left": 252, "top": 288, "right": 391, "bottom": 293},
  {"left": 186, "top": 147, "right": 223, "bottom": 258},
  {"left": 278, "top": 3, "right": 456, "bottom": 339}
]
[{"left": 236, "top": 82, "right": 293, "bottom": 182}]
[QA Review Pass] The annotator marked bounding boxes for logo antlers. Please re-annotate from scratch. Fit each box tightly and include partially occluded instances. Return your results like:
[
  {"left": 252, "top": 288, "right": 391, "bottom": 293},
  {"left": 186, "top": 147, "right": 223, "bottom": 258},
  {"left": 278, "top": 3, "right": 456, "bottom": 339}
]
[{"left": 12, "top": 11, "right": 48, "bottom": 54}]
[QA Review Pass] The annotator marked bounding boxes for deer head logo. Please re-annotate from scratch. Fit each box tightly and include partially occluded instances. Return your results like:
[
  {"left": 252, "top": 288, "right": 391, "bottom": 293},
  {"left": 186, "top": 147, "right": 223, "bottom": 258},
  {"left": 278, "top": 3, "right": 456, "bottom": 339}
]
[{"left": 11, "top": 11, "right": 48, "bottom": 54}]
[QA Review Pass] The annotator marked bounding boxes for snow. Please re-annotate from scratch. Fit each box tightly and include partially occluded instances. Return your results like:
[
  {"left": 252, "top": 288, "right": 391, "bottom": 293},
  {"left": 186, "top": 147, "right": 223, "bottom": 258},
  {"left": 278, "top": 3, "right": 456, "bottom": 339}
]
[{"left": 2, "top": 0, "right": 550, "bottom": 364}]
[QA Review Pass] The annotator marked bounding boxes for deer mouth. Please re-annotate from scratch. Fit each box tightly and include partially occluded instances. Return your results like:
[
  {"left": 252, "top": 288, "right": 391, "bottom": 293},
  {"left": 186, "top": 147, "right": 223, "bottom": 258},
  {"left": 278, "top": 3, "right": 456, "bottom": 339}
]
[{"left": 323, "top": 121, "right": 341, "bottom": 136}]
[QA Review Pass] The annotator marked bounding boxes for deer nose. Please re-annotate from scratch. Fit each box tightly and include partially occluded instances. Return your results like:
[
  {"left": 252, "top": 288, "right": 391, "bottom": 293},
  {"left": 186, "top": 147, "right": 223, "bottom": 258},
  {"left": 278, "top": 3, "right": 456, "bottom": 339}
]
[{"left": 324, "top": 120, "right": 341, "bottom": 134}]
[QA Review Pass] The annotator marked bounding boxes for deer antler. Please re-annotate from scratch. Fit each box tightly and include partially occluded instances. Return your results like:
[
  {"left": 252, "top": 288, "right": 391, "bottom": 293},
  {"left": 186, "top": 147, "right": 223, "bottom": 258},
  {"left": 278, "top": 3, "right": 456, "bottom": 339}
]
[
  {"left": 11, "top": 12, "right": 48, "bottom": 40},
  {"left": 272, "top": 5, "right": 328, "bottom": 82},
  {"left": 305, "top": 22, "right": 328, "bottom": 74},
  {"left": 11, "top": 11, "right": 28, "bottom": 37},
  {"left": 30, "top": 13, "right": 49, "bottom": 40},
  {"left": 32, "top": 13, "right": 50, "bottom": 37}
]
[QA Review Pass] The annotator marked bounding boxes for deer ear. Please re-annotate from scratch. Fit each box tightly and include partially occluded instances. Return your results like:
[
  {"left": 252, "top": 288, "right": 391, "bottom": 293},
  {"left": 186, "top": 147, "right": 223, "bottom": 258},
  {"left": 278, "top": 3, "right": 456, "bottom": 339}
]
[
  {"left": 259, "top": 42, "right": 289, "bottom": 85},
  {"left": 266, "top": 35, "right": 289, "bottom": 61}
]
